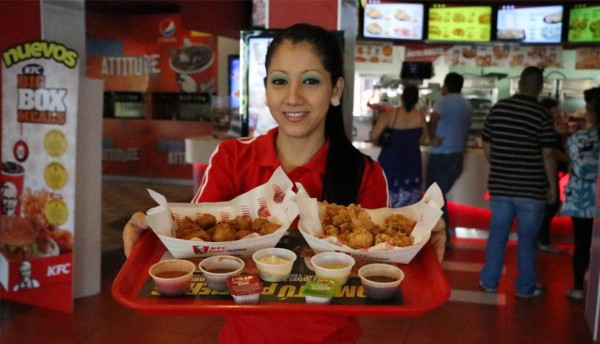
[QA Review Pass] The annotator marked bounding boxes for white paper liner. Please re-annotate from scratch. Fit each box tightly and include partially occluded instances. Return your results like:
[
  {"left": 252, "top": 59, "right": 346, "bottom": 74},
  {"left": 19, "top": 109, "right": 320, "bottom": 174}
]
[
  {"left": 145, "top": 167, "right": 299, "bottom": 258},
  {"left": 297, "top": 183, "right": 444, "bottom": 264}
]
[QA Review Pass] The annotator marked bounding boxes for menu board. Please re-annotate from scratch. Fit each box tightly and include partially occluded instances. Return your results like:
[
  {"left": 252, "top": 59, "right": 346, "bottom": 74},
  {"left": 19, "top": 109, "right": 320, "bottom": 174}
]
[
  {"left": 362, "top": 2, "right": 425, "bottom": 41},
  {"left": 568, "top": 4, "right": 600, "bottom": 43},
  {"left": 496, "top": 5, "right": 564, "bottom": 44},
  {"left": 427, "top": 4, "right": 492, "bottom": 42}
]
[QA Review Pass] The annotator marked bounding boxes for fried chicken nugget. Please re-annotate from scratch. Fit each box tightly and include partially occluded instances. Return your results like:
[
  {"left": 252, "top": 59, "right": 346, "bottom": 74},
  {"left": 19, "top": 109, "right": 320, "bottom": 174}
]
[
  {"left": 236, "top": 229, "right": 253, "bottom": 239},
  {"left": 176, "top": 217, "right": 208, "bottom": 240},
  {"left": 348, "top": 229, "right": 374, "bottom": 249},
  {"left": 253, "top": 218, "right": 281, "bottom": 236},
  {"left": 195, "top": 213, "right": 217, "bottom": 229},
  {"left": 322, "top": 224, "right": 339, "bottom": 237},
  {"left": 385, "top": 214, "right": 416, "bottom": 235},
  {"left": 189, "top": 229, "right": 211, "bottom": 241},
  {"left": 211, "top": 222, "right": 237, "bottom": 242},
  {"left": 375, "top": 233, "right": 413, "bottom": 247},
  {"left": 229, "top": 215, "right": 253, "bottom": 232}
]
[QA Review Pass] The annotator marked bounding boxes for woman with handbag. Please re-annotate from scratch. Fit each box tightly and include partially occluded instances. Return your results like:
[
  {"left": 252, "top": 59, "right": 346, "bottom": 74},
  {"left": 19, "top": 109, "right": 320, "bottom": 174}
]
[{"left": 370, "top": 84, "right": 428, "bottom": 207}]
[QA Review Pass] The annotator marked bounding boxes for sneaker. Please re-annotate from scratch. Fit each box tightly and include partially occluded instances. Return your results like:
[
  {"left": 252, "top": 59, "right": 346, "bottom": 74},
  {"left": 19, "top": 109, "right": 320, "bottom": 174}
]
[
  {"left": 566, "top": 289, "right": 584, "bottom": 302},
  {"left": 516, "top": 284, "right": 546, "bottom": 299},
  {"left": 479, "top": 280, "right": 497, "bottom": 293},
  {"left": 539, "top": 244, "right": 564, "bottom": 253}
]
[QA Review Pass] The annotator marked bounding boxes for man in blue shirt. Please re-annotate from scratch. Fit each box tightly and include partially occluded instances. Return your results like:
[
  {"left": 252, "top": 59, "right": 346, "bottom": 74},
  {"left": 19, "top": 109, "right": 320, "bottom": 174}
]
[{"left": 426, "top": 72, "right": 473, "bottom": 246}]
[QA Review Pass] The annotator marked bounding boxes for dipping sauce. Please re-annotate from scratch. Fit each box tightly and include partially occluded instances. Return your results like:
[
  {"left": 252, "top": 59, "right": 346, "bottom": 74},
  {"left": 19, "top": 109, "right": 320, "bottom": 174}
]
[
  {"left": 302, "top": 276, "right": 338, "bottom": 304},
  {"left": 258, "top": 255, "right": 290, "bottom": 265},
  {"left": 199, "top": 255, "right": 245, "bottom": 291},
  {"left": 204, "top": 268, "right": 237, "bottom": 274},
  {"left": 148, "top": 259, "right": 196, "bottom": 296},
  {"left": 365, "top": 275, "right": 398, "bottom": 283},
  {"left": 252, "top": 248, "right": 297, "bottom": 282},
  {"left": 154, "top": 270, "right": 189, "bottom": 279},
  {"left": 320, "top": 263, "right": 348, "bottom": 269},
  {"left": 358, "top": 263, "right": 404, "bottom": 301},
  {"left": 227, "top": 274, "right": 263, "bottom": 304}
]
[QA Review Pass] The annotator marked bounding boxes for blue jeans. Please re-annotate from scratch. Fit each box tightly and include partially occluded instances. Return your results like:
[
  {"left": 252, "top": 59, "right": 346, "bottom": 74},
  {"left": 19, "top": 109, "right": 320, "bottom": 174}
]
[
  {"left": 426, "top": 153, "right": 464, "bottom": 240},
  {"left": 479, "top": 196, "right": 546, "bottom": 295}
]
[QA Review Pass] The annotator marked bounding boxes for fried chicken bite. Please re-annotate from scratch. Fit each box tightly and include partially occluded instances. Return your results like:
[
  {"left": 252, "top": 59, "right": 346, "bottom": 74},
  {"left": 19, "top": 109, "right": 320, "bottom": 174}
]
[
  {"left": 319, "top": 202, "right": 418, "bottom": 249},
  {"left": 348, "top": 229, "right": 374, "bottom": 249},
  {"left": 375, "top": 233, "right": 413, "bottom": 247},
  {"left": 195, "top": 213, "right": 217, "bottom": 229},
  {"left": 385, "top": 214, "right": 416, "bottom": 235},
  {"left": 236, "top": 229, "right": 254, "bottom": 239},
  {"left": 253, "top": 218, "right": 281, "bottom": 236},
  {"left": 176, "top": 217, "right": 207, "bottom": 240},
  {"left": 211, "top": 222, "right": 237, "bottom": 242},
  {"left": 229, "top": 215, "right": 253, "bottom": 232}
]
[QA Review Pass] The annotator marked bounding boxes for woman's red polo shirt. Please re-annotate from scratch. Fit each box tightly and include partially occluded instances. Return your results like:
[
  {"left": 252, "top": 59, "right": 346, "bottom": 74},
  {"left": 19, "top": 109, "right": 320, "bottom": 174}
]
[{"left": 192, "top": 127, "right": 389, "bottom": 207}]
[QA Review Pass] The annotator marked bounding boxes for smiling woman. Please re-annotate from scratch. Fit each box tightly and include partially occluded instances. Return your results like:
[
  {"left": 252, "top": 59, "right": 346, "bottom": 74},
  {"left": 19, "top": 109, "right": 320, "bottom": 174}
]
[
  {"left": 265, "top": 41, "right": 342, "bottom": 157},
  {"left": 122, "top": 23, "right": 445, "bottom": 344}
]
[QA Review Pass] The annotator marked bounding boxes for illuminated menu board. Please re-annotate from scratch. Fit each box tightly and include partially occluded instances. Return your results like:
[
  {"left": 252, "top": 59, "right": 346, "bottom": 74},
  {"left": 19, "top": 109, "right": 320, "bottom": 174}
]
[
  {"left": 362, "top": 2, "right": 425, "bottom": 41},
  {"left": 568, "top": 4, "right": 600, "bottom": 43},
  {"left": 496, "top": 5, "right": 563, "bottom": 44},
  {"left": 427, "top": 4, "right": 492, "bottom": 42}
]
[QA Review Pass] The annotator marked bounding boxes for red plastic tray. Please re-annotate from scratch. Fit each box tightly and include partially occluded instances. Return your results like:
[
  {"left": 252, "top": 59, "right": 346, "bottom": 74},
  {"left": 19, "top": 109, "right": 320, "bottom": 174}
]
[{"left": 112, "top": 231, "right": 450, "bottom": 316}]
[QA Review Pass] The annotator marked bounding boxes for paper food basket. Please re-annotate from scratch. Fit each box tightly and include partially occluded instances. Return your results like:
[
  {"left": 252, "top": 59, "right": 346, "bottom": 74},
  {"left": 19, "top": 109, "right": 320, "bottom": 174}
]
[
  {"left": 297, "top": 183, "right": 444, "bottom": 264},
  {"left": 145, "top": 167, "right": 299, "bottom": 258}
]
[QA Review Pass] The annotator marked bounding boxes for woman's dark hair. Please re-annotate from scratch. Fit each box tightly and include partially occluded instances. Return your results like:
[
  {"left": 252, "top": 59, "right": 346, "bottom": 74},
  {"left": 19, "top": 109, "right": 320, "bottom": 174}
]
[
  {"left": 265, "top": 23, "right": 368, "bottom": 205},
  {"left": 401, "top": 85, "right": 419, "bottom": 112}
]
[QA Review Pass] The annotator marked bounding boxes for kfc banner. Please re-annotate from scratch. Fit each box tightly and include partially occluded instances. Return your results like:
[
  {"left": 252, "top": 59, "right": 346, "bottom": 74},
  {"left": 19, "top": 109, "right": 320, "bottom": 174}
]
[{"left": 1, "top": 40, "right": 78, "bottom": 312}]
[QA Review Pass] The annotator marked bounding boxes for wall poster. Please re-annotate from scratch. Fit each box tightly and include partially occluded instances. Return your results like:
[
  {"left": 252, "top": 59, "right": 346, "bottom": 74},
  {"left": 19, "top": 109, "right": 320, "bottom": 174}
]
[
  {"left": 1, "top": 40, "right": 79, "bottom": 312},
  {"left": 405, "top": 44, "right": 563, "bottom": 68}
]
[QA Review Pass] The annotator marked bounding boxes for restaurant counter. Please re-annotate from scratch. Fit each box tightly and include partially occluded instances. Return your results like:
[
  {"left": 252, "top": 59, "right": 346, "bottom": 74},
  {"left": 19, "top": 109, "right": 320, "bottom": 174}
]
[{"left": 352, "top": 141, "right": 489, "bottom": 210}]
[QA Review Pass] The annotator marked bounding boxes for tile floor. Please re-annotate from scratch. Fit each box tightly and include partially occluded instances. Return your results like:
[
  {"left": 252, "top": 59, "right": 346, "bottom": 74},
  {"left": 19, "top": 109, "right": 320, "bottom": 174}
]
[{"left": 0, "top": 180, "right": 594, "bottom": 343}]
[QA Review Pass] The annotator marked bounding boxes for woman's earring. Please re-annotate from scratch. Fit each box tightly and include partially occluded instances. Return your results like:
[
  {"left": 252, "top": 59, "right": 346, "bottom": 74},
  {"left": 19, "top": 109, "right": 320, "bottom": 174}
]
[{"left": 331, "top": 97, "right": 340, "bottom": 107}]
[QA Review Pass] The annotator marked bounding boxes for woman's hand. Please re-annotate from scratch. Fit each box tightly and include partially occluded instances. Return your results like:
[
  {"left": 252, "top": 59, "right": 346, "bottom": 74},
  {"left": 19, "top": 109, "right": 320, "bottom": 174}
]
[
  {"left": 123, "top": 212, "right": 149, "bottom": 258},
  {"left": 430, "top": 218, "right": 447, "bottom": 262},
  {"left": 429, "top": 136, "right": 443, "bottom": 147}
]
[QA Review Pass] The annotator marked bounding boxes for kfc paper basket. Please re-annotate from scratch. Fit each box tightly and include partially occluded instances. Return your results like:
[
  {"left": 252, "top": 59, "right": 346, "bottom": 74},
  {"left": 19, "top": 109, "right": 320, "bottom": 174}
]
[
  {"left": 297, "top": 183, "right": 444, "bottom": 264},
  {"left": 145, "top": 167, "right": 299, "bottom": 258}
]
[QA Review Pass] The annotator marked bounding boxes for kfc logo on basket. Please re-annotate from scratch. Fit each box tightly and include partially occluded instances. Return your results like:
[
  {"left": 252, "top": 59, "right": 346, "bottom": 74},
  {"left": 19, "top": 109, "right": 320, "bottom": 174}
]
[
  {"left": 257, "top": 199, "right": 270, "bottom": 218},
  {"left": 272, "top": 185, "right": 285, "bottom": 203},
  {"left": 193, "top": 246, "right": 211, "bottom": 254}
]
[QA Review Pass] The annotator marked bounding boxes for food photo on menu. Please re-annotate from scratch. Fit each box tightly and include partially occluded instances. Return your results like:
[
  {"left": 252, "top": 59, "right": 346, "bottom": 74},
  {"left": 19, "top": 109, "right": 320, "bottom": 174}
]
[
  {"left": 362, "top": 1, "right": 424, "bottom": 40},
  {"left": 496, "top": 4, "right": 564, "bottom": 44},
  {"left": 427, "top": 4, "right": 492, "bottom": 42},
  {"left": 568, "top": 4, "right": 600, "bottom": 43}
]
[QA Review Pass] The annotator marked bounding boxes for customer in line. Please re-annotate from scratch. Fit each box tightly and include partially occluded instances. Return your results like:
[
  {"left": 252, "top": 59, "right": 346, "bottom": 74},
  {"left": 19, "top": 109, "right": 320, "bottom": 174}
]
[
  {"left": 371, "top": 84, "right": 427, "bottom": 207},
  {"left": 479, "top": 66, "right": 557, "bottom": 298},
  {"left": 123, "top": 23, "right": 447, "bottom": 343},
  {"left": 562, "top": 88, "right": 600, "bottom": 302},
  {"left": 537, "top": 97, "right": 568, "bottom": 254},
  {"left": 426, "top": 72, "right": 473, "bottom": 246}
]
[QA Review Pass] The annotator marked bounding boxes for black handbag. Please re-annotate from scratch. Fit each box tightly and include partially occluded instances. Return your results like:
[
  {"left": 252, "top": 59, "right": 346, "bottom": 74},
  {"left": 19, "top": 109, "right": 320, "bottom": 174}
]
[
  {"left": 376, "top": 110, "right": 398, "bottom": 147},
  {"left": 377, "top": 128, "right": 392, "bottom": 147}
]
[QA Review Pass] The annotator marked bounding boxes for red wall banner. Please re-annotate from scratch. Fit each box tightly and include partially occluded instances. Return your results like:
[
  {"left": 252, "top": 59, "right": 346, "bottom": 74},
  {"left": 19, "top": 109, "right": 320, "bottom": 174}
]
[
  {"left": 87, "top": 14, "right": 217, "bottom": 93},
  {"left": 86, "top": 14, "right": 217, "bottom": 179}
]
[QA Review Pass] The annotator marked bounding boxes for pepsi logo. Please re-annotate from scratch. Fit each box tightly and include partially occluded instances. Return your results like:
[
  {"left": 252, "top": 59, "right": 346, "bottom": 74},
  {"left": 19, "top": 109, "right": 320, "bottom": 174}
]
[{"left": 159, "top": 19, "right": 176, "bottom": 37}]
